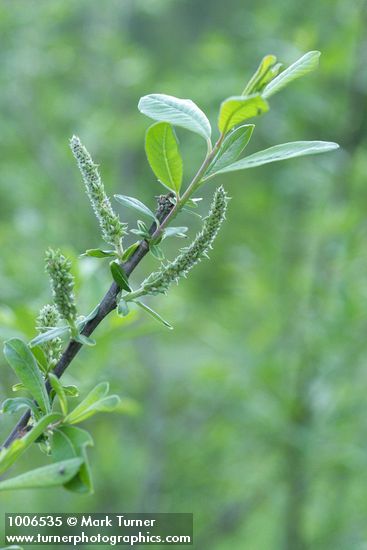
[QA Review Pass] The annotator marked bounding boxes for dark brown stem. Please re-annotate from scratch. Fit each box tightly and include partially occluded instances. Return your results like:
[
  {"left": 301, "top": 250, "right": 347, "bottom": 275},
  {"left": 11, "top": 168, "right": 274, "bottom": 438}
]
[{"left": 1, "top": 194, "right": 174, "bottom": 449}]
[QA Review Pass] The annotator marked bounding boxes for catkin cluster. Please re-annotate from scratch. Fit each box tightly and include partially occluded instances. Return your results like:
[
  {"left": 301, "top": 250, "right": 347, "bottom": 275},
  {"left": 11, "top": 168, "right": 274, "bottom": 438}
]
[
  {"left": 140, "top": 186, "right": 229, "bottom": 296},
  {"left": 45, "top": 249, "right": 77, "bottom": 323},
  {"left": 36, "top": 304, "right": 62, "bottom": 369},
  {"left": 70, "top": 135, "right": 126, "bottom": 248}
]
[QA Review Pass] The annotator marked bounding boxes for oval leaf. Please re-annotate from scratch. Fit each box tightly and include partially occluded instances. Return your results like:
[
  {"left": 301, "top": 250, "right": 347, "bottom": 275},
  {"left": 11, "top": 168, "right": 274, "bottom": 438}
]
[
  {"left": 63, "top": 385, "right": 79, "bottom": 397},
  {"left": 0, "top": 412, "right": 62, "bottom": 475},
  {"left": 3, "top": 338, "right": 50, "bottom": 413},
  {"left": 30, "top": 346, "right": 48, "bottom": 374},
  {"left": 145, "top": 122, "right": 183, "bottom": 193},
  {"left": 109, "top": 260, "right": 131, "bottom": 292},
  {"left": 218, "top": 95, "right": 269, "bottom": 134},
  {"left": 29, "top": 326, "right": 70, "bottom": 348},
  {"left": 52, "top": 426, "right": 94, "bottom": 494},
  {"left": 65, "top": 382, "right": 118, "bottom": 425},
  {"left": 117, "top": 298, "right": 130, "bottom": 318},
  {"left": 49, "top": 373, "right": 68, "bottom": 416},
  {"left": 138, "top": 93, "right": 211, "bottom": 141},
  {"left": 150, "top": 243, "right": 164, "bottom": 260},
  {"left": 72, "top": 333, "right": 96, "bottom": 347},
  {"left": 206, "top": 124, "right": 254, "bottom": 175},
  {"left": 263, "top": 51, "right": 320, "bottom": 98},
  {"left": 163, "top": 226, "right": 188, "bottom": 239},
  {"left": 243, "top": 54, "right": 279, "bottom": 94},
  {"left": 114, "top": 195, "right": 159, "bottom": 224},
  {"left": 81, "top": 249, "right": 116, "bottom": 258},
  {"left": 213, "top": 141, "right": 339, "bottom": 173},
  {"left": 121, "top": 242, "right": 140, "bottom": 261},
  {"left": 0, "top": 457, "right": 83, "bottom": 491},
  {"left": 135, "top": 300, "right": 173, "bottom": 330},
  {"left": 66, "top": 394, "right": 120, "bottom": 425},
  {"left": 1, "top": 397, "right": 39, "bottom": 417},
  {"left": 65, "top": 395, "right": 121, "bottom": 425}
]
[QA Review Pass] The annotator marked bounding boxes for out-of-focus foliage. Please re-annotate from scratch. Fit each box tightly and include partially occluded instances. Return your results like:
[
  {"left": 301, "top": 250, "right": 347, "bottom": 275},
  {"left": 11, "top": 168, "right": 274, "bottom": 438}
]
[{"left": 0, "top": 0, "right": 366, "bottom": 548}]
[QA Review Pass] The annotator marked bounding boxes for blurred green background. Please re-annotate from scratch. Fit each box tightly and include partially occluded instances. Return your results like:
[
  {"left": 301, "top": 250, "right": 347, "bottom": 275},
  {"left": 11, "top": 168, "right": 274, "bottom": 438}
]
[{"left": 0, "top": 0, "right": 366, "bottom": 548}]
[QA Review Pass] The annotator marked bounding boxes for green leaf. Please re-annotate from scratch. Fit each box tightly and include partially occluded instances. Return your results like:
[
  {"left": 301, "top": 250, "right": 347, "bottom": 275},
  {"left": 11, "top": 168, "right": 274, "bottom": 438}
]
[
  {"left": 3, "top": 338, "right": 50, "bottom": 413},
  {"left": 48, "top": 373, "right": 68, "bottom": 416},
  {"left": 109, "top": 260, "right": 131, "bottom": 292},
  {"left": 213, "top": 141, "right": 339, "bottom": 173},
  {"left": 138, "top": 93, "right": 211, "bottom": 141},
  {"left": 182, "top": 207, "right": 202, "bottom": 219},
  {"left": 114, "top": 194, "right": 159, "bottom": 224},
  {"left": 135, "top": 300, "right": 173, "bottom": 330},
  {"left": 0, "top": 413, "right": 62, "bottom": 475},
  {"left": 76, "top": 305, "right": 100, "bottom": 332},
  {"left": 263, "top": 51, "right": 320, "bottom": 98},
  {"left": 206, "top": 124, "right": 254, "bottom": 175},
  {"left": 150, "top": 243, "right": 165, "bottom": 260},
  {"left": 218, "top": 95, "right": 269, "bottom": 134},
  {"left": 52, "top": 426, "right": 94, "bottom": 494},
  {"left": 242, "top": 54, "right": 278, "bottom": 94},
  {"left": 145, "top": 122, "right": 183, "bottom": 193},
  {"left": 72, "top": 333, "right": 96, "bottom": 347},
  {"left": 30, "top": 346, "right": 48, "bottom": 374},
  {"left": 185, "top": 197, "right": 202, "bottom": 208},
  {"left": 163, "top": 226, "right": 188, "bottom": 239},
  {"left": 12, "top": 383, "right": 25, "bottom": 392},
  {"left": 0, "top": 457, "right": 83, "bottom": 491},
  {"left": 81, "top": 248, "right": 116, "bottom": 258},
  {"left": 121, "top": 242, "right": 140, "bottom": 261},
  {"left": 1, "top": 397, "right": 39, "bottom": 417},
  {"left": 29, "top": 326, "right": 70, "bottom": 348},
  {"left": 117, "top": 298, "right": 130, "bottom": 317},
  {"left": 65, "top": 382, "right": 121, "bottom": 425},
  {"left": 63, "top": 385, "right": 79, "bottom": 398}
]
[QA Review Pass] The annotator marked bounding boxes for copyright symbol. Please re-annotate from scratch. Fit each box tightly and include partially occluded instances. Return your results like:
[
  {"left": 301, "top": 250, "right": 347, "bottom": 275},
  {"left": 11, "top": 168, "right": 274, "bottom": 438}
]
[{"left": 67, "top": 517, "right": 78, "bottom": 526}]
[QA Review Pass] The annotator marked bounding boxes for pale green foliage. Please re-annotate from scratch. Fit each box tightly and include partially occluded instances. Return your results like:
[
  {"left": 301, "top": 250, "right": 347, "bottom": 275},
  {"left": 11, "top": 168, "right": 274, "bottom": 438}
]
[
  {"left": 65, "top": 382, "right": 120, "bottom": 425},
  {"left": 138, "top": 93, "right": 211, "bottom": 142},
  {"left": 0, "top": 413, "right": 62, "bottom": 475},
  {"left": 262, "top": 50, "right": 320, "bottom": 98},
  {"left": 114, "top": 195, "right": 158, "bottom": 224},
  {"left": 218, "top": 95, "right": 269, "bottom": 133},
  {"left": 70, "top": 136, "right": 126, "bottom": 249},
  {"left": 145, "top": 122, "right": 183, "bottom": 193},
  {"left": 210, "top": 140, "right": 339, "bottom": 175},
  {"left": 0, "top": 457, "right": 83, "bottom": 491},
  {"left": 206, "top": 124, "right": 254, "bottom": 175},
  {"left": 2, "top": 397, "right": 39, "bottom": 417},
  {"left": 52, "top": 426, "right": 94, "bottom": 493},
  {"left": 45, "top": 249, "right": 77, "bottom": 323},
  {"left": 242, "top": 54, "right": 281, "bottom": 94},
  {"left": 48, "top": 373, "right": 68, "bottom": 416},
  {"left": 3, "top": 339, "right": 50, "bottom": 414}
]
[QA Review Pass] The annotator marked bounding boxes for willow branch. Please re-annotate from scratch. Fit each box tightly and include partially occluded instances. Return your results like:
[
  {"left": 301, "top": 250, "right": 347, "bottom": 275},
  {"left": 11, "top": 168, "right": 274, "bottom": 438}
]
[{"left": 1, "top": 195, "right": 174, "bottom": 449}]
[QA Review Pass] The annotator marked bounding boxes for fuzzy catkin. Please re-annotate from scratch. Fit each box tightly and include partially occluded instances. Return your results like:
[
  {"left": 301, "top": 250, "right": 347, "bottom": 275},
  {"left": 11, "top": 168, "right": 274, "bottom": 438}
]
[
  {"left": 45, "top": 249, "right": 77, "bottom": 323},
  {"left": 70, "top": 135, "right": 126, "bottom": 247},
  {"left": 140, "top": 186, "right": 229, "bottom": 295},
  {"left": 36, "top": 304, "right": 62, "bottom": 369}
]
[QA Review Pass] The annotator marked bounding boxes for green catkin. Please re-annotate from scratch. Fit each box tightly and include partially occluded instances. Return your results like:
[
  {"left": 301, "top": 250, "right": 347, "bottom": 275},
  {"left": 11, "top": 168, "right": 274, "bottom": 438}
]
[
  {"left": 138, "top": 186, "right": 229, "bottom": 296},
  {"left": 69, "top": 135, "right": 126, "bottom": 249},
  {"left": 45, "top": 249, "right": 77, "bottom": 323},
  {"left": 36, "top": 305, "right": 62, "bottom": 369}
]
